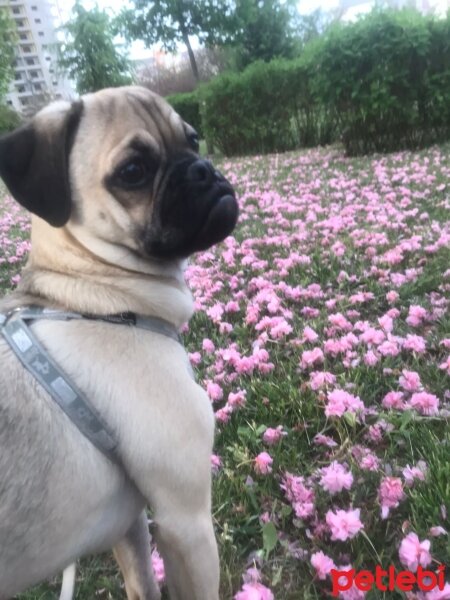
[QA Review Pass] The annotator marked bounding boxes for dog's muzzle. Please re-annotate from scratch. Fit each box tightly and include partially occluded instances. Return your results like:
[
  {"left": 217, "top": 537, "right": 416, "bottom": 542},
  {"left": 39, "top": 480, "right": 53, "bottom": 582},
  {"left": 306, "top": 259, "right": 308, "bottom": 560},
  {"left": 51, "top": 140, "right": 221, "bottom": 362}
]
[{"left": 144, "top": 156, "right": 239, "bottom": 259}]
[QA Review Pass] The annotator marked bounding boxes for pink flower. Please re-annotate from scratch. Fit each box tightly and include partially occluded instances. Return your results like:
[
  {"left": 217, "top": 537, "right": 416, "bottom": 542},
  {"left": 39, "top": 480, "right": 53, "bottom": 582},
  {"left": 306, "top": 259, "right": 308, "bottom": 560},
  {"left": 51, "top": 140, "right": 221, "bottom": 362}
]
[
  {"left": 439, "top": 356, "right": 450, "bottom": 373},
  {"left": 263, "top": 426, "right": 286, "bottom": 446},
  {"left": 406, "top": 305, "right": 428, "bottom": 327},
  {"left": 326, "top": 508, "right": 364, "bottom": 541},
  {"left": 228, "top": 389, "right": 247, "bottom": 408},
  {"left": 254, "top": 452, "right": 273, "bottom": 475},
  {"left": 379, "top": 477, "right": 405, "bottom": 518},
  {"left": 359, "top": 452, "right": 380, "bottom": 471},
  {"left": 399, "top": 369, "right": 422, "bottom": 392},
  {"left": 211, "top": 454, "right": 222, "bottom": 474},
  {"left": 378, "top": 314, "right": 394, "bottom": 332},
  {"left": 151, "top": 548, "right": 165, "bottom": 584},
  {"left": 206, "top": 381, "right": 223, "bottom": 402},
  {"left": 382, "top": 391, "right": 405, "bottom": 410},
  {"left": 423, "top": 582, "right": 450, "bottom": 599},
  {"left": 403, "top": 334, "right": 426, "bottom": 353},
  {"left": 409, "top": 392, "right": 440, "bottom": 415},
  {"left": 329, "top": 312, "right": 352, "bottom": 331},
  {"left": 202, "top": 338, "right": 215, "bottom": 354},
  {"left": 301, "top": 347, "right": 324, "bottom": 369},
  {"left": 234, "top": 583, "right": 274, "bottom": 600},
  {"left": 386, "top": 290, "right": 399, "bottom": 303},
  {"left": 303, "top": 326, "right": 319, "bottom": 342},
  {"left": 319, "top": 461, "right": 353, "bottom": 494},
  {"left": 311, "top": 551, "right": 336, "bottom": 580},
  {"left": 429, "top": 526, "right": 447, "bottom": 537},
  {"left": 281, "top": 473, "right": 315, "bottom": 519},
  {"left": 225, "top": 300, "right": 240, "bottom": 313},
  {"left": 215, "top": 406, "right": 233, "bottom": 423},
  {"left": 403, "top": 462, "right": 427, "bottom": 487},
  {"left": 325, "top": 389, "right": 364, "bottom": 418},
  {"left": 310, "top": 371, "right": 336, "bottom": 390},
  {"left": 378, "top": 338, "right": 401, "bottom": 357},
  {"left": 399, "top": 532, "right": 432, "bottom": 571},
  {"left": 207, "top": 303, "right": 224, "bottom": 322},
  {"left": 364, "top": 350, "right": 379, "bottom": 366},
  {"left": 313, "top": 433, "right": 338, "bottom": 447},
  {"left": 188, "top": 352, "right": 201, "bottom": 365}
]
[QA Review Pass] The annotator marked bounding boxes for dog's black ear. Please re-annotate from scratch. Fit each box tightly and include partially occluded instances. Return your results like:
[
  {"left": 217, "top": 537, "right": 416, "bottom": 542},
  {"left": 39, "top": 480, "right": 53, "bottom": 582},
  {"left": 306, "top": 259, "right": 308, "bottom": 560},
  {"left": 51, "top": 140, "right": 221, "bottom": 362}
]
[{"left": 0, "top": 101, "right": 83, "bottom": 227}]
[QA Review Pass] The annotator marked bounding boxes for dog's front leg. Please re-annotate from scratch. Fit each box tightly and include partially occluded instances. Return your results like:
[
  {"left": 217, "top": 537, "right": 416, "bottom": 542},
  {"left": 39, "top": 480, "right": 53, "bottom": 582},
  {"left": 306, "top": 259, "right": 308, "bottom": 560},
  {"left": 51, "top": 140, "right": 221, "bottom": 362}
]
[
  {"left": 151, "top": 491, "right": 220, "bottom": 600},
  {"left": 113, "top": 511, "right": 161, "bottom": 600}
]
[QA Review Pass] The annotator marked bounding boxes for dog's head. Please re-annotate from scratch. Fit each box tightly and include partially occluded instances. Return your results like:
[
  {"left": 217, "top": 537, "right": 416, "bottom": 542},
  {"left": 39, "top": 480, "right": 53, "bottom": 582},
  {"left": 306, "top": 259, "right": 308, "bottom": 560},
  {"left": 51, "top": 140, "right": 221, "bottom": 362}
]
[{"left": 0, "top": 86, "right": 238, "bottom": 260}]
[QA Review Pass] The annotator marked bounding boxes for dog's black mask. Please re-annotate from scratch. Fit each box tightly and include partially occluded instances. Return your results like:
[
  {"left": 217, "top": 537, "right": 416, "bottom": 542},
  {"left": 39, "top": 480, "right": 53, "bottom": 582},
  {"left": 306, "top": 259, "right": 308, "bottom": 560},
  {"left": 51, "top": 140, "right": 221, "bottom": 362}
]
[{"left": 143, "top": 155, "right": 238, "bottom": 260}]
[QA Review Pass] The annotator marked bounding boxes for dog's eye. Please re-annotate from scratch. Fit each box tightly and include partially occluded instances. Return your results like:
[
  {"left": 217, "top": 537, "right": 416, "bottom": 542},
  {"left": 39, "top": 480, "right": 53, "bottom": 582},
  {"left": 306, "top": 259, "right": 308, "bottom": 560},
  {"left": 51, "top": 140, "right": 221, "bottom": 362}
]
[
  {"left": 188, "top": 132, "right": 199, "bottom": 152},
  {"left": 117, "top": 159, "right": 148, "bottom": 188}
]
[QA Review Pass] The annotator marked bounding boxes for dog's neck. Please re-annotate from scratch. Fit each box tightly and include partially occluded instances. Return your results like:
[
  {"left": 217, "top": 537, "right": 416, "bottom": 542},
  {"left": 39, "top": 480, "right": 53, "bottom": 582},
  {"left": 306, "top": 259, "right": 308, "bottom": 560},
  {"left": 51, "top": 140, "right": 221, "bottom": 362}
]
[{"left": 16, "top": 217, "right": 194, "bottom": 329}]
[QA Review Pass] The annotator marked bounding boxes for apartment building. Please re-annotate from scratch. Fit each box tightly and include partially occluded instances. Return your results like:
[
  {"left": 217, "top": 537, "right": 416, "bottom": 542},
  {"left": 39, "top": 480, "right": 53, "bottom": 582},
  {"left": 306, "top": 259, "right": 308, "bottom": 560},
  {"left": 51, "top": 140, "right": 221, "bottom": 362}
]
[{"left": 1, "top": 0, "right": 73, "bottom": 115}]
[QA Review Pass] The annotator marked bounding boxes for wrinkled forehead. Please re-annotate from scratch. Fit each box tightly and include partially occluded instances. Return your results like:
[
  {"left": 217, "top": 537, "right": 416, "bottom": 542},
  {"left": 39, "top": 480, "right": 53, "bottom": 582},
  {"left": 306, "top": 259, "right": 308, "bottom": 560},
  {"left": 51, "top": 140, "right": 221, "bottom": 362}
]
[{"left": 78, "top": 87, "right": 188, "bottom": 157}]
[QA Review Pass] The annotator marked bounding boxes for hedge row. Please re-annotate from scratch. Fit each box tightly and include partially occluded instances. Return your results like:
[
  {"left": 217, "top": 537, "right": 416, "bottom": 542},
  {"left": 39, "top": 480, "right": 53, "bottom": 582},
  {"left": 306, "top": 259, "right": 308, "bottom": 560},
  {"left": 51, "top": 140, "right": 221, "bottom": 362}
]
[
  {"left": 316, "top": 9, "right": 450, "bottom": 155},
  {"left": 167, "top": 9, "right": 450, "bottom": 156},
  {"left": 166, "top": 91, "right": 203, "bottom": 138}
]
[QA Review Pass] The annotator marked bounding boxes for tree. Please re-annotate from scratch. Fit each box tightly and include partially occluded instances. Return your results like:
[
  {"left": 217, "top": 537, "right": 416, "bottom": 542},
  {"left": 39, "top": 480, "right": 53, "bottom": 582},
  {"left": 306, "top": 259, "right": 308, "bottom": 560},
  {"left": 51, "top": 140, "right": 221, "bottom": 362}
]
[
  {"left": 58, "top": 2, "right": 132, "bottom": 95},
  {"left": 118, "top": 0, "right": 235, "bottom": 82},
  {"left": 232, "top": 0, "right": 299, "bottom": 70},
  {"left": 295, "top": 9, "right": 337, "bottom": 49},
  {"left": 0, "top": 8, "right": 16, "bottom": 100}
]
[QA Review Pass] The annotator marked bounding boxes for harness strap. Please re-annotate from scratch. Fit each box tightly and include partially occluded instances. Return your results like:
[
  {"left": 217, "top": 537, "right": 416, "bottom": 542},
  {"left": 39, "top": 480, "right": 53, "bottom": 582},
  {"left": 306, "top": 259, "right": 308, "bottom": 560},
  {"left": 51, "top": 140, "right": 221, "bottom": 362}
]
[
  {"left": 1, "top": 306, "right": 182, "bottom": 343},
  {"left": 0, "top": 306, "right": 183, "bottom": 462}
]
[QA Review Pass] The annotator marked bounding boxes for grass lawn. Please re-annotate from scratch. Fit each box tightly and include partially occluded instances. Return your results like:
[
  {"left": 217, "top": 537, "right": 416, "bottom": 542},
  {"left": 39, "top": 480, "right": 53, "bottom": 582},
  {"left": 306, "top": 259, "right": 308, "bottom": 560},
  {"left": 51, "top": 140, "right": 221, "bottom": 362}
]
[{"left": 1, "top": 144, "right": 449, "bottom": 599}]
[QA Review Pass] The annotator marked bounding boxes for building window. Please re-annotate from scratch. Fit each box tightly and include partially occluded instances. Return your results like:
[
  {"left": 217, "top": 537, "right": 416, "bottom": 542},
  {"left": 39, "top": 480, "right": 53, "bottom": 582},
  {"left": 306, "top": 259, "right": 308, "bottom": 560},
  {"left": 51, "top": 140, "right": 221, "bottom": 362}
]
[
  {"left": 16, "top": 19, "right": 24, "bottom": 27},
  {"left": 52, "top": 80, "right": 57, "bottom": 85},
  {"left": 22, "top": 45, "right": 32, "bottom": 53},
  {"left": 31, "top": 6, "right": 37, "bottom": 10},
  {"left": 12, "top": 7, "right": 21, "bottom": 14},
  {"left": 17, "top": 84, "right": 25, "bottom": 93},
  {"left": 34, "top": 83, "right": 42, "bottom": 91},
  {"left": 14, "top": 71, "right": 22, "bottom": 80},
  {"left": 29, "top": 70, "right": 38, "bottom": 78},
  {"left": 19, "top": 33, "right": 28, "bottom": 40},
  {"left": 38, "top": 31, "right": 44, "bottom": 37},
  {"left": 20, "top": 98, "right": 29, "bottom": 106},
  {"left": 6, "top": 100, "right": 13, "bottom": 106},
  {"left": 25, "top": 58, "right": 36, "bottom": 65},
  {"left": 35, "top": 18, "right": 41, "bottom": 23},
  {"left": 45, "top": 56, "right": 51, "bottom": 61}
]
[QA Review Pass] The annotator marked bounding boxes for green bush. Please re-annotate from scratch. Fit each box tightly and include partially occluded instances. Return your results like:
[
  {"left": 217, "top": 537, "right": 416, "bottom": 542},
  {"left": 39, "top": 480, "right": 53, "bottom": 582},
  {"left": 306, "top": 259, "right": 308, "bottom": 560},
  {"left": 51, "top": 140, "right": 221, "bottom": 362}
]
[
  {"left": 166, "top": 91, "right": 203, "bottom": 137},
  {"left": 0, "top": 104, "right": 21, "bottom": 135},
  {"left": 172, "top": 9, "right": 450, "bottom": 157},
  {"left": 200, "top": 57, "right": 334, "bottom": 156},
  {"left": 314, "top": 9, "right": 450, "bottom": 155}
]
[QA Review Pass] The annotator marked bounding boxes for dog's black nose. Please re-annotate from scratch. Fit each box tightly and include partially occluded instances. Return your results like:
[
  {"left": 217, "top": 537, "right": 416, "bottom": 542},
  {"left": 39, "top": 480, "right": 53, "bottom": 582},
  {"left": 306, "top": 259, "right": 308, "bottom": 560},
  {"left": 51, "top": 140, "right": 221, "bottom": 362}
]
[{"left": 186, "top": 159, "right": 216, "bottom": 183}]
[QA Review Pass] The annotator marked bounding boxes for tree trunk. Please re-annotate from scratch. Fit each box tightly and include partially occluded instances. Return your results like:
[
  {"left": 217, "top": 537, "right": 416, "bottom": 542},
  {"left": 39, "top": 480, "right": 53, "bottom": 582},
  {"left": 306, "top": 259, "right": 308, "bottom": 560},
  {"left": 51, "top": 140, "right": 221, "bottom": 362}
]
[{"left": 182, "top": 31, "right": 199, "bottom": 81}]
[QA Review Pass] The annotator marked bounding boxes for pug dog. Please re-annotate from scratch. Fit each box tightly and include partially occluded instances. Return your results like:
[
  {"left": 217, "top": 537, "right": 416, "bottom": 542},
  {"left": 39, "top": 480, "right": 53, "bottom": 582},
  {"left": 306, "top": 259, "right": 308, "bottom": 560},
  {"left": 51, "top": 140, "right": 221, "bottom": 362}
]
[{"left": 0, "top": 86, "right": 238, "bottom": 600}]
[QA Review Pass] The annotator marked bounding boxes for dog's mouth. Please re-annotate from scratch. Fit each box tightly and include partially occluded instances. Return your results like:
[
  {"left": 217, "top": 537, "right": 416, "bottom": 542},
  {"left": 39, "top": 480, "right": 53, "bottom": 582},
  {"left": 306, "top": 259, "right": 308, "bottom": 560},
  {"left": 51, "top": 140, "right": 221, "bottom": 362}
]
[
  {"left": 186, "top": 173, "right": 238, "bottom": 251},
  {"left": 142, "top": 157, "right": 239, "bottom": 260},
  {"left": 192, "top": 193, "right": 237, "bottom": 252}
]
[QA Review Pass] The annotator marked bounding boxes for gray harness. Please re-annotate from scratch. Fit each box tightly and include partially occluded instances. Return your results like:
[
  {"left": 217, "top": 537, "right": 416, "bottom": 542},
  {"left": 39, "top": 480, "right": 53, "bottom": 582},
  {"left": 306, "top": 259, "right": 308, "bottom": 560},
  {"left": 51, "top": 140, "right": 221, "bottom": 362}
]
[{"left": 0, "top": 306, "right": 182, "bottom": 463}]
